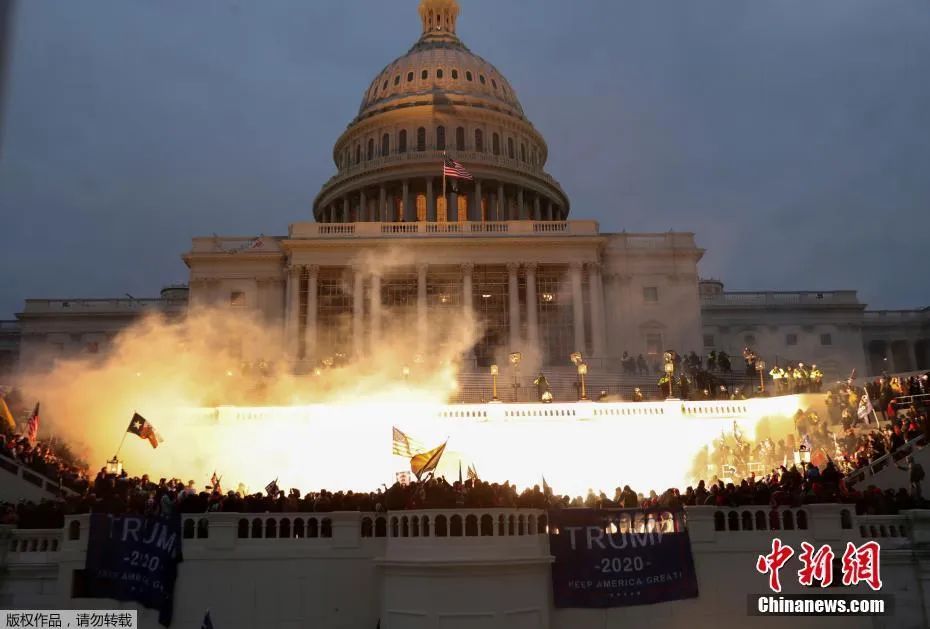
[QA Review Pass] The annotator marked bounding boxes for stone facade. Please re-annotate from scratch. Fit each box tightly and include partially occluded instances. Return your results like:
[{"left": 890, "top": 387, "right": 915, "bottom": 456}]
[
  {"left": 13, "top": 286, "right": 188, "bottom": 372},
  {"left": 6, "top": 0, "right": 930, "bottom": 379},
  {"left": 1, "top": 504, "right": 928, "bottom": 628}
]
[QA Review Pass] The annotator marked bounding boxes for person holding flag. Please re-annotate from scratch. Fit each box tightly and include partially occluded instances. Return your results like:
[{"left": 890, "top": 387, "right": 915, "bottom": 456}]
[{"left": 858, "top": 389, "right": 877, "bottom": 425}]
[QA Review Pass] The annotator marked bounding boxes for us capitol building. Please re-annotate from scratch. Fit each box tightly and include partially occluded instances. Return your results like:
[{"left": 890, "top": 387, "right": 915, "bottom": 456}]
[{"left": 6, "top": 0, "right": 929, "bottom": 381}]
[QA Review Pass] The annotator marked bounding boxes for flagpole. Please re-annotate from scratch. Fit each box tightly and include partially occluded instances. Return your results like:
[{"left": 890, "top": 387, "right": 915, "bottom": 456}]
[
  {"left": 442, "top": 152, "right": 447, "bottom": 221},
  {"left": 113, "top": 430, "right": 129, "bottom": 459}
]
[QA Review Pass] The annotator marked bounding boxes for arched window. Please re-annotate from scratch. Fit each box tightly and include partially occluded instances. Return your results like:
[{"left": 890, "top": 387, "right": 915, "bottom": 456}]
[
  {"left": 399, "top": 129, "right": 407, "bottom": 153},
  {"left": 393, "top": 75, "right": 400, "bottom": 86},
  {"left": 521, "top": 143, "right": 526, "bottom": 162},
  {"left": 382, "top": 80, "right": 388, "bottom": 90},
  {"left": 451, "top": 69, "right": 459, "bottom": 79},
  {"left": 492, "top": 78, "right": 498, "bottom": 89},
  {"left": 416, "top": 194, "right": 426, "bottom": 222},
  {"left": 407, "top": 71, "right": 414, "bottom": 82},
  {"left": 508, "top": 137, "right": 515, "bottom": 159},
  {"left": 466, "top": 71, "right": 473, "bottom": 81},
  {"left": 354, "top": 144, "right": 361, "bottom": 165},
  {"left": 436, "top": 126, "right": 446, "bottom": 151},
  {"left": 479, "top": 74, "right": 486, "bottom": 84},
  {"left": 456, "top": 126, "right": 465, "bottom": 151},
  {"left": 421, "top": 69, "right": 428, "bottom": 80},
  {"left": 475, "top": 129, "right": 484, "bottom": 152},
  {"left": 367, "top": 138, "right": 374, "bottom": 161},
  {"left": 417, "top": 127, "right": 426, "bottom": 152},
  {"left": 492, "top": 133, "right": 500, "bottom": 155},
  {"left": 436, "top": 68, "right": 444, "bottom": 79},
  {"left": 381, "top": 133, "right": 390, "bottom": 156}
]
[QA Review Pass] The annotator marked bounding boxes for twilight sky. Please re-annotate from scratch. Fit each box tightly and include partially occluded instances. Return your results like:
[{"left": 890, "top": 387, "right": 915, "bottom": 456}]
[{"left": 1, "top": 0, "right": 928, "bottom": 318}]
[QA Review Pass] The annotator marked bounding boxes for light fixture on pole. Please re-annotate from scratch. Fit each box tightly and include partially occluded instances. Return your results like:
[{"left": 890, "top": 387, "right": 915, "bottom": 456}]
[
  {"left": 577, "top": 362, "right": 588, "bottom": 401},
  {"left": 106, "top": 456, "right": 122, "bottom": 476},
  {"left": 663, "top": 351, "right": 675, "bottom": 399},
  {"left": 490, "top": 364, "right": 500, "bottom": 401},
  {"left": 509, "top": 352, "right": 522, "bottom": 402},
  {"left": 756, "top": 359, "right": 766, "bottom": 393}
]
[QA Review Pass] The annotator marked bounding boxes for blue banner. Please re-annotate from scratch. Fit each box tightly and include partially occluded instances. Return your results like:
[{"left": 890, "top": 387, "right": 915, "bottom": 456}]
[
  {"left": 548, "top": 507, "right": 699, "bottom": 607},
  {"left": 84, "top": 514, "right": 184, "bottom": 626}
]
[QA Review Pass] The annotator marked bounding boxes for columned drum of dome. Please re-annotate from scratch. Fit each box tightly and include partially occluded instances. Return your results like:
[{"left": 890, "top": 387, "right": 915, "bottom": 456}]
[{"left": 313, "top": 0, "right": 570, "bottom": 224}]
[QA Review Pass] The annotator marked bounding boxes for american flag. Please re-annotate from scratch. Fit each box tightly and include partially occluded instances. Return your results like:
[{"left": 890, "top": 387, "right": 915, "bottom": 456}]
[
  {"left": 443, "top": 156, "right": 473, "bottom": 180},
  {"left": 25, "top": 402, "right": 39, "bottom": 445}
]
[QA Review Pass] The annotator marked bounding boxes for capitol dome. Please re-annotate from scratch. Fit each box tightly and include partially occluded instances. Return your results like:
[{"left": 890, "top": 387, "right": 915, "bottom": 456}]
[{"left": 313, "top": 0, "right": 569, "bottom": 224}]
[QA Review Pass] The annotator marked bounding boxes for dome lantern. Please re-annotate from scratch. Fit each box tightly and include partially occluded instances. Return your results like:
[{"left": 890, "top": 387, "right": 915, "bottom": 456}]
[{"left": 419, "top": 0, "right": 459, "bottom": 36}]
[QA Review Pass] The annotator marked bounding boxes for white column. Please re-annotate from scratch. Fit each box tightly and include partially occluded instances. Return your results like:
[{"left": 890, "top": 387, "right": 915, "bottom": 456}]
[
  {"left": 359, "top": 189, "right": 367, "bottom": 222},
  {"left": 417, "top": 263, "right": 428, "bottom": 353},
  {"left": 525, "top": 263, "right": 539, "bottom": 351},
  {"left": 353, "top": 268, "right": 364, "bottom": 358},
  {"left": 304, "top": 265, "right": 319, "bottom": 363},
  {"left": 286, "top": 265, "right": 302, "bottom": 360},
  {"left": 461, "top": 263, "right": 474, "bottom": 316},
  {"left": 570, "top": 262, "right": 585, "bottom": 354},
  {"left": 370, "top": 273, "right": 382, "bottom": 351},
  {"left": 507, "top": 262, "right": 521, "bottom": 350},
  {"left": 588, "top": 262, "right": 606, "bottom": 363}
]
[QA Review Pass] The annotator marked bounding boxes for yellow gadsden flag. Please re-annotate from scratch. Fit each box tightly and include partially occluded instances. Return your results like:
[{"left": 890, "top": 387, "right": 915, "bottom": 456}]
[
  {"left": 0, "top": 396, "right": 15, "bottom": 431},
  {"left": 410, "top": 440, "right": 448, "bottom": 481}
]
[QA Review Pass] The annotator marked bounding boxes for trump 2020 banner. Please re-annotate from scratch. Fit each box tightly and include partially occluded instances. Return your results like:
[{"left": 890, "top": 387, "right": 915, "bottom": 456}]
[
  {"left": 548, "top": 507, "right": 699, "bottom": 607},
  {"left": 84, "top": 514, "right": 184, "bottom": 627}
]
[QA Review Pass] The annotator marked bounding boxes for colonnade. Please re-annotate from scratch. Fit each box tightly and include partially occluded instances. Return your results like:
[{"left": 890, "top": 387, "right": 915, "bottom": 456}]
[
  {"left": 318, "top": 178, "right": 564, "bottom": 224},
  {"left": 283, "top": 262, "right": 607, "bottom": 366}
]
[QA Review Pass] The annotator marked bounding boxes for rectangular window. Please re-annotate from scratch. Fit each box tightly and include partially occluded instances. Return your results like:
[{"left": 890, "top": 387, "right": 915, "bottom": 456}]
[
  {"left": 85, "top": 342, "right": 99, "bottom": 354},
  {"left": 820, "top": 333, "right": 832, "bottom": 346},
  {"left": 643, "top": 287, "right": 659, "bottom": 303},
  {"left": 230, "top": 291, "right": 246, "bottom": 307},
  {"left": 703, "top": 334, "right": 714, "bottom": 348},
  {"left": 645, "top": 333, "right": 663, "bottom": 356},
  {"left": 786, "top": 333, "right": 798, "bottom": 346}
]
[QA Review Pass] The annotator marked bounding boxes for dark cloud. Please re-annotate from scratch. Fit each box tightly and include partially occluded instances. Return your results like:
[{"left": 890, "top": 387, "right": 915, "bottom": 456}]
[{"left": 1, "top": 0, "right": 928, "bottom": 317}]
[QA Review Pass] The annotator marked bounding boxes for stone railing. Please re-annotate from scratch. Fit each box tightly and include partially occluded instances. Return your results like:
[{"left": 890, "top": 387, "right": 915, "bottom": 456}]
[
  {"left": 189, "top": 236, "right": 285, "bottom": 254},
  {"left": 21, "top": 298, "right": 187, "bottom": 314},
  {"left": 844, "top": 433, "right": 928, "bottom": 486},
  {"left": 856, "top": 514, "right": 911, "bottom": 545},
  {"left": 701, "top": 291, "right": 861, "bottom": 307},
  {"left": 863, "top": 309, "right": 930, "bottom": 323},
  {"left": 0, "top": 453, "right": 76, "bottom": 498},
  {"left": 317, "top": 150, "right": 566, "bottom": 195},
  {"left": 6, "top": 528, "right": 62, "bottom": 566},
  {"left": 288, "top": 220, "right": 599, "bottom": 239}
]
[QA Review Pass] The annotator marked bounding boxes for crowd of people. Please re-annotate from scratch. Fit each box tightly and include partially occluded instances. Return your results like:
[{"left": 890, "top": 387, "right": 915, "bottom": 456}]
[
  {"left": 3, "top": 458, "right": 923, "bottom": 530},
  {"left": 0, "top": 431, "right": 90, "bottom": 494},
  {"left": 3, "top": 371, "right": 929, "bottom": 531}
]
